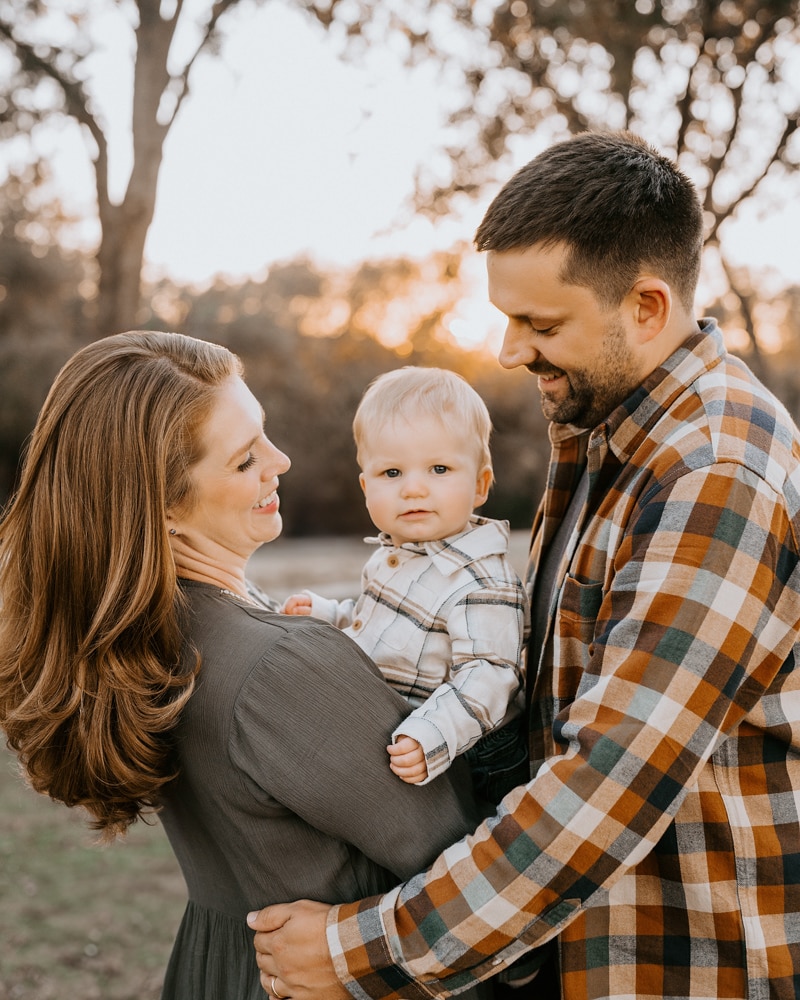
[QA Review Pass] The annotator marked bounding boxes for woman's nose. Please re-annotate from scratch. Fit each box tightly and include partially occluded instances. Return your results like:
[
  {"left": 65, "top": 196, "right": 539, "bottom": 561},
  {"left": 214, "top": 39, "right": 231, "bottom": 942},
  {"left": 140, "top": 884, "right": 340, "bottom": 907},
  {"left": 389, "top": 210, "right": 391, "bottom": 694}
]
[
  {"left": 266, "top": 443, "right": 291, "bottom": 476},
  {"left": 498, "top": 319, "right": 539, "bottom": 370}
]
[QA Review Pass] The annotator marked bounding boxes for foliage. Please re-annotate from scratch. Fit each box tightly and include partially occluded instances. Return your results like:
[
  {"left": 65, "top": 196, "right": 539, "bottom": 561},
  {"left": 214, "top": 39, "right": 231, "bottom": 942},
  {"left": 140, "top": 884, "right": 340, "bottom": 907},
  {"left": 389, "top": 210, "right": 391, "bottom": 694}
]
[
  {"left": 0, "top": 0, "right": 252, "bottom": 336},
  {"left": 0, "top": 172, "right": 97, "bottom": 492},
  {"left": 304, "top": 0, "right": 800, "bottom": 220},
  {"left": 302, "top": 0, "right": 800, "bottom": 358}
]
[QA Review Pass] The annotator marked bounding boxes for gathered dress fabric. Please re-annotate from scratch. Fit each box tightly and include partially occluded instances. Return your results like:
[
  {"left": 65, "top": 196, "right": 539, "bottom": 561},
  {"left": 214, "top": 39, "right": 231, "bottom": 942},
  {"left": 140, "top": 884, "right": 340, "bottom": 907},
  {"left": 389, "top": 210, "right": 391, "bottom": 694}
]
[{"left": 158, "top": 580, "right": 488, "bottom": 1000}]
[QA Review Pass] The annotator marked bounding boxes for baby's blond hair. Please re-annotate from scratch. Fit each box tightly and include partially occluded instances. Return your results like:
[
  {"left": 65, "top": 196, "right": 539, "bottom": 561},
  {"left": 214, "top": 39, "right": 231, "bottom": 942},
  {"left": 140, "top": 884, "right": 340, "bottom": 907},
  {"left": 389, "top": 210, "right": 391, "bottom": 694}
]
[{"left": 353, "top": 366, "right": 493, "bottom": 478}]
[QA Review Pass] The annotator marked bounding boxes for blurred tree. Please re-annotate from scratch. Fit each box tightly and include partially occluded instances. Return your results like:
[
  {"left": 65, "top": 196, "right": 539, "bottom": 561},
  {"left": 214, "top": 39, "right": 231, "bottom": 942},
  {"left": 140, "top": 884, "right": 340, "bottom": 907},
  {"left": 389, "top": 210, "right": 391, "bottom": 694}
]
[
  {"left": 303, "top": 0, "right": 800, "bottom": 365},
  {"left": 0, "top": 0, "right": 247, "bottom": 337},
  {"left": 0, "top": 166, "right": 93, "bottom": 495}
]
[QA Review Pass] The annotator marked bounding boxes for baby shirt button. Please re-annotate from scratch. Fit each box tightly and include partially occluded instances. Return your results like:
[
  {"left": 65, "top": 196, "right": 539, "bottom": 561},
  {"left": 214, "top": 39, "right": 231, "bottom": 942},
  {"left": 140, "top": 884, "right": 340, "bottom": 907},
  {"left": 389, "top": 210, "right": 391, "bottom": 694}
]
[
  {"left": 387, "top": 555, "right": 399, "bottom": 567},
  {"left": 352, "top": 619, "right": 362, "bottom": 630}
]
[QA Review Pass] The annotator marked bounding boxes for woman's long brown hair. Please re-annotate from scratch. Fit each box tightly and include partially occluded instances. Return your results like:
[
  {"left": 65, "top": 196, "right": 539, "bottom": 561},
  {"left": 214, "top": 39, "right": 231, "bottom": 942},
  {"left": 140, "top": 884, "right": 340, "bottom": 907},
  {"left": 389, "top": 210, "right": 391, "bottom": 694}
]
[{"left": 0, "top": 331, "right": 241, "bottom": 838}]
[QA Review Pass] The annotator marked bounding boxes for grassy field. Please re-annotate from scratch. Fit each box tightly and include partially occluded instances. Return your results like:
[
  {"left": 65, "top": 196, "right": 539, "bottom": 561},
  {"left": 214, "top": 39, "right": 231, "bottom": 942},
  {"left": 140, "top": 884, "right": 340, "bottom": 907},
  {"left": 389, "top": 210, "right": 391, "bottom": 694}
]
[
  {"left": 1, "top": 532, "right": 530, "bottom": 998},
  {"left": 0, "top": 747, "right": 185, "bottom": 999}
]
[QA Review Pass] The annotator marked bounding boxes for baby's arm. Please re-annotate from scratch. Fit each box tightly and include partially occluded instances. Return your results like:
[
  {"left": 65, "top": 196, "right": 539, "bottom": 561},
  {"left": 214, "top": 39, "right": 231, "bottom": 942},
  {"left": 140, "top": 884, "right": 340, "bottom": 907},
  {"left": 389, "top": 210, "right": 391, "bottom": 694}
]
[
  {"left": 280, "top": 590, "right": 357, "bottom": 628},
  {"left": 392, "top": 576, "right": 527, "bottom": 784}
]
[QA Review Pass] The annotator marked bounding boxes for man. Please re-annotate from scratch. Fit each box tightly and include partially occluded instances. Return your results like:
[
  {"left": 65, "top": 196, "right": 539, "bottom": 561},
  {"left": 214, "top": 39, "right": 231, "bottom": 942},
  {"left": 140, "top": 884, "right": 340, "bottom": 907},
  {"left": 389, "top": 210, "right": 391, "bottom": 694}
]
[{"left": 248, "top": 131, "right": 800, "bottom": 1000}]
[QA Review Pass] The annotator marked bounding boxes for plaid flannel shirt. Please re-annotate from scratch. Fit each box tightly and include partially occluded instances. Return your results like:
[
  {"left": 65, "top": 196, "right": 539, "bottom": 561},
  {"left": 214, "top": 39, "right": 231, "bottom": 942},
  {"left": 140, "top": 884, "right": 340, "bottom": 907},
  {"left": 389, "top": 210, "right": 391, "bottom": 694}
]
[
  {"left": 325, "top": 320, "right": 800, "bottom": 1000},
  {"left": 307, "top": 516, "right": 527, "bottom": 781}
]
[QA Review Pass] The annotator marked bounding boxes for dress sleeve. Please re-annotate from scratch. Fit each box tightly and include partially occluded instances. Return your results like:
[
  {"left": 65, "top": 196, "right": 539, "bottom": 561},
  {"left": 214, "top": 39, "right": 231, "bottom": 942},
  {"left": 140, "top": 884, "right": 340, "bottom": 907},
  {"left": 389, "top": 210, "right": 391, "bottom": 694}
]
[
  {"left": 392, "top": 574, "right": 526, "bottom": 781},
  {"left": 230, "top": 617, "right": 482, "bottom": 881},
  {"left": 327, "top": 464, "right": 800, "bottom": 997}
]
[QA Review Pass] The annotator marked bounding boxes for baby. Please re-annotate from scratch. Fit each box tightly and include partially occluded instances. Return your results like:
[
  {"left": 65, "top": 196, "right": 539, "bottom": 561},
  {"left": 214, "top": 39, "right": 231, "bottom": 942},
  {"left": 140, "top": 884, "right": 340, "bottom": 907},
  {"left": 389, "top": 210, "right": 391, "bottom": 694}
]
[{"left": 284, "top": 366, "right": 528, "bottom": 795}]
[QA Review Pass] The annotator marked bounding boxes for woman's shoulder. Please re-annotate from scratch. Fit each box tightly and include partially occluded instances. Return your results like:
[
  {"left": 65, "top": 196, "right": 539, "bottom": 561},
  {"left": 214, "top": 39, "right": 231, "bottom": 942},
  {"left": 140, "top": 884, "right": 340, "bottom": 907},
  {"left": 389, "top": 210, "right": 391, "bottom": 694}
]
[{"left": 181, "top": 578, "right": 382, "bottom": 684}]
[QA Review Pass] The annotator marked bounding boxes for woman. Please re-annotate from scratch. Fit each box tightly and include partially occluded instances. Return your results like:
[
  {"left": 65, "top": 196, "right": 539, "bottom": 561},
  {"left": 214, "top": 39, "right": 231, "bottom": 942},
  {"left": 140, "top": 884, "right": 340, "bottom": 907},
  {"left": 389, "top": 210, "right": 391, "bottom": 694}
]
[{"left": 0, "top": 331, "right": 488, "bottom": 1000}]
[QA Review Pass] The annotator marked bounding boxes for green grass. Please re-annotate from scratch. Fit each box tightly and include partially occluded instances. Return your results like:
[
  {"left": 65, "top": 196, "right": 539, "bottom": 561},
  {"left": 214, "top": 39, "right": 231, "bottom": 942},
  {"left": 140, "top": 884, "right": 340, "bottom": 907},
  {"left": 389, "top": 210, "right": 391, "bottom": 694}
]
[{"left": 0, "top": 745, "right": 186, "bottom": 999}]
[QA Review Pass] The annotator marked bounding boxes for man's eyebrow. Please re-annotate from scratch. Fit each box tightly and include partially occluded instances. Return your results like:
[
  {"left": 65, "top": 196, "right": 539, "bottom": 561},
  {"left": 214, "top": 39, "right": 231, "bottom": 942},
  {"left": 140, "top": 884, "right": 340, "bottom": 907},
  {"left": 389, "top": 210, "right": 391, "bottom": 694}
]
[{"left": 512, "top": 311, "right": 560, "bottom": 323}]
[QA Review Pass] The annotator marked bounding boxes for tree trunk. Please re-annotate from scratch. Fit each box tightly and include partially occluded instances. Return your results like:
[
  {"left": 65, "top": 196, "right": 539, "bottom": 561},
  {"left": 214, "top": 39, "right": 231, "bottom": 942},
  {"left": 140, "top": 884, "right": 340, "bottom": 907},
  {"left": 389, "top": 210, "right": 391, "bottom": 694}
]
[{"left": 95, "top": 203, "right": 153, "bottom": 335}]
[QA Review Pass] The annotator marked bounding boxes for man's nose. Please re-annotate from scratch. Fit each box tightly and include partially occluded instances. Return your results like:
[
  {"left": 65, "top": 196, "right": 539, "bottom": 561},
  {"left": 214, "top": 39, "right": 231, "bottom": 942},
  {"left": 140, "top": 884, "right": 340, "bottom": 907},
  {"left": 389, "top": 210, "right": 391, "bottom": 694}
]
[{"left": 498, "top": 319, "right": 540, "bottom": 370}]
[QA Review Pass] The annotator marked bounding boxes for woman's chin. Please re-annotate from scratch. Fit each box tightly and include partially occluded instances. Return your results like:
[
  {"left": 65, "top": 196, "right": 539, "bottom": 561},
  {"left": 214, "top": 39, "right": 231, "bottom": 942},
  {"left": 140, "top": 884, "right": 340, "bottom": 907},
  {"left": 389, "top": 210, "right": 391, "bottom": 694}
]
[{"left": 256, "top": 515, "right": 283, "bottom": 547}]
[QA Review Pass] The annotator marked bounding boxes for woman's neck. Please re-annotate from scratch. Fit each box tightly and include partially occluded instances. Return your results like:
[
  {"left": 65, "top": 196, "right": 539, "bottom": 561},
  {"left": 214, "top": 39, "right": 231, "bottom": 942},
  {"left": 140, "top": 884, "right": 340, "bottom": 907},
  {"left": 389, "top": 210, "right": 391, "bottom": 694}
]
[{"left": 170, "top": 537, "right": 249, "bottom": 599}]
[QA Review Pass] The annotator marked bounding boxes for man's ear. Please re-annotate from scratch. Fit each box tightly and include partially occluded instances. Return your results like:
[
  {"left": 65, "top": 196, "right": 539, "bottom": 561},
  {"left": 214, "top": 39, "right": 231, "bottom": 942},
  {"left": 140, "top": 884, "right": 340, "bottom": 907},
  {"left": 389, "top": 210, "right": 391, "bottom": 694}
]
[
  {"left": 473, "top": 466, "right": 493, "bottom": 509},
  {"left": 628, "top": 277, "right": 672, "bottom": 344}
]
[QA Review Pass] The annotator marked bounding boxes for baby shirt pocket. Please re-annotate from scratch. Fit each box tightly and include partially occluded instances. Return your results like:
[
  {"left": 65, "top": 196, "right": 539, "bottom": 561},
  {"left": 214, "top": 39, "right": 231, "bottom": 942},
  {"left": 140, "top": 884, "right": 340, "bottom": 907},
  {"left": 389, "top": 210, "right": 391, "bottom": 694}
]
[{"left": 375, "top": 579, "right": 439, "bottom": 652}]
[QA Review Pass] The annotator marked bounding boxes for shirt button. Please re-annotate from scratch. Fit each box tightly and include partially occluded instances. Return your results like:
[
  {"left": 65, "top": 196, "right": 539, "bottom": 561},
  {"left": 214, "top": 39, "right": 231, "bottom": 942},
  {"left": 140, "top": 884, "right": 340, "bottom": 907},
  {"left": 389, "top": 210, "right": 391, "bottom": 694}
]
[
  {"left": 352, "top": 619, "right": 362, "bottom": 630},
  {"left": 387, "top": 555, "right": 399, "bottom": 567}
]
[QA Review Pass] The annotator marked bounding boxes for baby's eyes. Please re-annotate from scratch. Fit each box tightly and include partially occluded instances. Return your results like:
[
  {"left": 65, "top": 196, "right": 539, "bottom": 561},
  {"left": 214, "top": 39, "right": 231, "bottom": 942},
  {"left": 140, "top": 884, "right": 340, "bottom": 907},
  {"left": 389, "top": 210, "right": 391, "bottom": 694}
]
[{"left": 379, "top": 465, "right": 449, "bottom": 477}]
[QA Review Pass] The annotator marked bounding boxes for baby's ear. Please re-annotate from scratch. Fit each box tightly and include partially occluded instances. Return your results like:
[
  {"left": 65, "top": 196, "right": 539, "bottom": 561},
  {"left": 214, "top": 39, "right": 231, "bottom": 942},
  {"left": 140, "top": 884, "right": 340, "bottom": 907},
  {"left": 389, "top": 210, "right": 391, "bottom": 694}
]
[
  {"left": 473, "top": 466, "right": 493, "bottom": 507},
  {"left": 358, "top": 473, "right": 367, "bottom": 496}
]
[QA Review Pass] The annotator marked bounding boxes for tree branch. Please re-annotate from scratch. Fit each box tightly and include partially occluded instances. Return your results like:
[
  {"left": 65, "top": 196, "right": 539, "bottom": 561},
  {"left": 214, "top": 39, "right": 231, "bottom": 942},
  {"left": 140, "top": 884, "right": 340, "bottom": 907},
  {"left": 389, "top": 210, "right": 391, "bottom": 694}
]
[
  {"left": 162, "top": 0, "right": 244, "bottom": 128},
  {"left": 706, "top": 113, "right": 799, "bottom": 244},
  {"left": 0, "top": 13, "right": 110, "bottom": 209}
]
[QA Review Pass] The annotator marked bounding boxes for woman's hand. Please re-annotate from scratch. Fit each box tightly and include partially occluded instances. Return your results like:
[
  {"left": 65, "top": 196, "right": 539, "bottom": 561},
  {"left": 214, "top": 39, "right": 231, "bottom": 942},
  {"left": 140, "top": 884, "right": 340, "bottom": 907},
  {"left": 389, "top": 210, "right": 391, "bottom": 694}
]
[{"left": 247, "top": 900, "right": 350, "bottom": 999}]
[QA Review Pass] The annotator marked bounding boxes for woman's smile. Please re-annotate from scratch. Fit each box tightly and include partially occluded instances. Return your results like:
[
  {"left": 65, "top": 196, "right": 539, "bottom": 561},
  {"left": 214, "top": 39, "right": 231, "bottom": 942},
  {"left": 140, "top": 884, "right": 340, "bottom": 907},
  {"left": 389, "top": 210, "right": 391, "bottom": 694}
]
[{"left": 254, "top": 491, "right": 279, "bottom": 511}]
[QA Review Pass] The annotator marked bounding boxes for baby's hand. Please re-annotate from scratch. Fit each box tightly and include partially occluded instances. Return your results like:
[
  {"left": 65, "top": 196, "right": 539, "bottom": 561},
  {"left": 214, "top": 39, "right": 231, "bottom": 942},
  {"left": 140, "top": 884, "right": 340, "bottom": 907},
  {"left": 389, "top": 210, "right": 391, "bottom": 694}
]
[
  {"left": 387, "top": 735, "right": 428, "bottom": 784},
  {"left": 282, "top": 593, "right": 312, "bottom": 616}
]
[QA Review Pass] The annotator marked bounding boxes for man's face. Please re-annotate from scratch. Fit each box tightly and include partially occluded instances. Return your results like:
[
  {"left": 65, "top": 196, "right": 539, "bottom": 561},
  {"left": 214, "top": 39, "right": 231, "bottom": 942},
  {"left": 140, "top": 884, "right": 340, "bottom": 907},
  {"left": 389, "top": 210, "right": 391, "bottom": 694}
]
[{"left": 488, "top": 243, "right": 647, "bottom": 428}]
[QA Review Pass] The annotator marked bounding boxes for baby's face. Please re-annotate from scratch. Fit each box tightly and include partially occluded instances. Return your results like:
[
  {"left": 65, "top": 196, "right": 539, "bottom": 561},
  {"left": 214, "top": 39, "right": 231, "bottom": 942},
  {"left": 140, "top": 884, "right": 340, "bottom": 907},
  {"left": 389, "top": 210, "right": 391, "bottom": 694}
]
[{"left": 358, "top": 415, "right": 491, "bottom": 546}]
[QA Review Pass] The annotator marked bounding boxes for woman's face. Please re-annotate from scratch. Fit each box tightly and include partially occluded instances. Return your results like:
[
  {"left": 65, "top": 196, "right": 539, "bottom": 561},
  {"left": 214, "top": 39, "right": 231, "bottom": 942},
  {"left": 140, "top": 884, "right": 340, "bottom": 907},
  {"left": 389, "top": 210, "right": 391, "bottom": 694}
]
[{"left": 175, "top": 376, "right": 291, "bottom": 563}]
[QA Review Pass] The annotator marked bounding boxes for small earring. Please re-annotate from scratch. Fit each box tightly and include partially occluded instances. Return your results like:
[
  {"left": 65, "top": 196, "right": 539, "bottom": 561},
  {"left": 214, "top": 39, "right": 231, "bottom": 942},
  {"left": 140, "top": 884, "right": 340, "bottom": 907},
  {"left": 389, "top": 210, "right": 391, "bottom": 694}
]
[{"left": 169, "top": 528, "right": 177, "bottom": 536}]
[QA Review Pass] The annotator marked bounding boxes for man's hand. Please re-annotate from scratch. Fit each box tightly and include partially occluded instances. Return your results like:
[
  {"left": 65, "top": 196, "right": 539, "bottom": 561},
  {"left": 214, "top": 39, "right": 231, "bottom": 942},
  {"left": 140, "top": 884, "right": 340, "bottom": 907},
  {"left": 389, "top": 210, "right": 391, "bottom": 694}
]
[
  {"left": 247, "top": 900, "right": 350, "bottom": 1000},
  {"left": 387, "top": 735, "right": 428, "bottom": 784}
]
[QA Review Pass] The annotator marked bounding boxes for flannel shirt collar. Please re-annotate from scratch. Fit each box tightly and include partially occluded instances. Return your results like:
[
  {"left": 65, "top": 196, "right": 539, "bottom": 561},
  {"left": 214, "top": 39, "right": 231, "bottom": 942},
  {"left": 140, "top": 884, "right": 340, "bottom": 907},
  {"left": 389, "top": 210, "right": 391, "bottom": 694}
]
[
  {"left": 546, "top": 317, "right": 725, "bottom": 468},
  {"left": 366, "top": 515, "right": 511, "bottom": 577}
]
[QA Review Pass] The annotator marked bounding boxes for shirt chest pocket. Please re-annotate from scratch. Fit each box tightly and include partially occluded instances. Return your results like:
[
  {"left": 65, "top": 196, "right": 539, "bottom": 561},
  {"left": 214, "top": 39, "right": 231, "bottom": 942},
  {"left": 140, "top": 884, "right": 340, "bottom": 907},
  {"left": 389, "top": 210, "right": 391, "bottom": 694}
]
[
  {"left": 558, "top": 574, "right": 603, "bottom": 635},
  {"left": 373, "top": 579, "right": 441, "bottom": 652},
  {"left": 553, "top": 575, "right": 604, "bottom": 692}
]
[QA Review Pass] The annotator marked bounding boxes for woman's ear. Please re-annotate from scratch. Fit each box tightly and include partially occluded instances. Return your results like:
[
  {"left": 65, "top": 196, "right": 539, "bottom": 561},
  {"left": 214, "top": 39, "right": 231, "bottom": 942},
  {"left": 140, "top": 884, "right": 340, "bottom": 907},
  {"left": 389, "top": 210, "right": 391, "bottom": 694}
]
[
  {"left": 473, "top": 466, "right": 493, "bottom": 509},
  {"left": 628, "top": 277, "right": 672, "bottom": 344}
]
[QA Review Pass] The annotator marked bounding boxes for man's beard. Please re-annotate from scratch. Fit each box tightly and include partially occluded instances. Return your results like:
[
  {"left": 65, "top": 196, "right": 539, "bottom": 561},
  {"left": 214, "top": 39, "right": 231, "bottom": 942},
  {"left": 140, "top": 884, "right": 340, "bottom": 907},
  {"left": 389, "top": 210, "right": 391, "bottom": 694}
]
[{"left": 534, "top": 319, "right": 642, "bottom": 428}]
